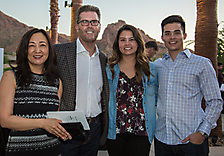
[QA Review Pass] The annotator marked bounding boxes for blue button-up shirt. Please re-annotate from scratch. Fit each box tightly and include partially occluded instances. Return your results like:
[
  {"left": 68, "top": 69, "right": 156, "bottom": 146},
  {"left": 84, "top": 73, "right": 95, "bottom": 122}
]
[{"left": 154, "top": 49, "right": 223, "bottom": 145}]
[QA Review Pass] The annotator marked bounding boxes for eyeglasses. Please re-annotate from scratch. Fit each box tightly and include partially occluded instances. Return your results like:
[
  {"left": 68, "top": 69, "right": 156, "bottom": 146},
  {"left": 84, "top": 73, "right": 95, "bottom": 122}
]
[{"left": 78, "top": 20, "right": 100, "bottom": 26}]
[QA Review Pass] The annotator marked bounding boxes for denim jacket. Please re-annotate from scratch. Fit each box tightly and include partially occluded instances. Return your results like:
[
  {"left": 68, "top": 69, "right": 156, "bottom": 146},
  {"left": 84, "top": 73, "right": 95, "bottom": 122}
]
[{"left": 106, "top": 62, "right": 158, "bottom": 143}]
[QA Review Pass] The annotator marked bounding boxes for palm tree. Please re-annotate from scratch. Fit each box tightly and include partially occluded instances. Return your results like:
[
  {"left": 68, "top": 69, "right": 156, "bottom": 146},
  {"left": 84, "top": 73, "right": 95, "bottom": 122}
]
[
  {"left": 50, "top": 0, "right": 59, "bottom": 44},
  {"left": 70, "top": 0, "right": 82, "bottom": 42},
  {"left": 195, "top": 0, "right": 222, "bottom": 141}
]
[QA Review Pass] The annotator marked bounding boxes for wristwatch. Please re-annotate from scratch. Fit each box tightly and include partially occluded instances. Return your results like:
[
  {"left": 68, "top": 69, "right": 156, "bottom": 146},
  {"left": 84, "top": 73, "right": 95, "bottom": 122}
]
[{"left": 198, "top": 131, "right": 208, "bottom": 139}]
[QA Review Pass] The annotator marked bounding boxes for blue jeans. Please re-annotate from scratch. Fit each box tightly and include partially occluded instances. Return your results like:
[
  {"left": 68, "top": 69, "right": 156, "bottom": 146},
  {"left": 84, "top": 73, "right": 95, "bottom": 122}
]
[
  {"left": 61, "top": 116, "right": 101, "bottom": 156},
  {"left": 154, "top": 137, "right": 209, "bottom": 156}
]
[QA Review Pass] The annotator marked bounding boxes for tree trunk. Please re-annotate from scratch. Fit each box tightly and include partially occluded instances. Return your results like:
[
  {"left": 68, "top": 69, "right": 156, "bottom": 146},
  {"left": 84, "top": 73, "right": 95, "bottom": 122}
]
[
  {"left": 70, "top": 0, "right": 82, "bottom": 42},
  {"left": 195, "top": 0, "right": 222, "bottom": 138},
  {"left": 50, "top": 0, "right": 59, "bottom": 44}
]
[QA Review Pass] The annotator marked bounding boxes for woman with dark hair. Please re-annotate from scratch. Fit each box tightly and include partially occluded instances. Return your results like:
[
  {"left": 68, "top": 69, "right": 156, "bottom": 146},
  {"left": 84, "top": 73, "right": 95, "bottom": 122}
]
[
  {"left": 106, "top": 24, "right": 158, "bottom": 156},
  {"left": 0, "top": 28, "right": 71, "bottom": 156}
]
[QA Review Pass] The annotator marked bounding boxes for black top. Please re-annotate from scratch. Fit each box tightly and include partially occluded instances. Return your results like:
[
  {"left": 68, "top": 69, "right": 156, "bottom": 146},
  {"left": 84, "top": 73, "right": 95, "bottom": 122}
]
[{"left": 6, "top": 70, "right": 61, "bottom": 156}]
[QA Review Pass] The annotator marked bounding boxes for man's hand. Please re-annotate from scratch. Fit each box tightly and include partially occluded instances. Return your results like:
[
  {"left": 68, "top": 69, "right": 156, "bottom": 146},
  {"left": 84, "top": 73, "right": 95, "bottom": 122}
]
[{"left": 181, "top": 132, "right": 204, "bottom": 144}]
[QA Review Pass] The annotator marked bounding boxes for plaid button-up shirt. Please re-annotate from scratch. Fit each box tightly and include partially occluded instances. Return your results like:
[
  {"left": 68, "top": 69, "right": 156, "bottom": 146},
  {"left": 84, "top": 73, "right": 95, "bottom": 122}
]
[{"left": 154, "top": 49, "right": 223, "bottom": 145}]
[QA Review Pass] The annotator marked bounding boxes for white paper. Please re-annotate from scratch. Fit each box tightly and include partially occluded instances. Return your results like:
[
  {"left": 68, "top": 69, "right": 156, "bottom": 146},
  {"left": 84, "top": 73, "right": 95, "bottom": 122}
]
[
  {"left": 46, "top": 111, "right": 90, "bottom": 130},
  {"left": 221, "top": 84, "right": 224, "bottom": 91}
]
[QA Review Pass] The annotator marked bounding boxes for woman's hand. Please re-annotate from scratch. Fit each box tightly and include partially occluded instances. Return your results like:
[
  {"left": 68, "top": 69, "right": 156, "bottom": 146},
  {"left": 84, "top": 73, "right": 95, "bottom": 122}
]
[{"left": 40, "top": 118, "right": 72, "bottom": 141}]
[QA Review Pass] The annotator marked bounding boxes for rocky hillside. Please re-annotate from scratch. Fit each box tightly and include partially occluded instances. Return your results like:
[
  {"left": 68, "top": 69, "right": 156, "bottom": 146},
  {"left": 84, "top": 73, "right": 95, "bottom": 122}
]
[
  {"left": 0, "top": 11, "right": 167, "bottom": 58},
  {"left": 0, "top": 10, "right": 70, "bottom": 55},
  {"left": 97, "top": 20, "right": 167, "bottom": 57},
  {"left": 0, "top": 11, "right": 30, "bottom": 54}
]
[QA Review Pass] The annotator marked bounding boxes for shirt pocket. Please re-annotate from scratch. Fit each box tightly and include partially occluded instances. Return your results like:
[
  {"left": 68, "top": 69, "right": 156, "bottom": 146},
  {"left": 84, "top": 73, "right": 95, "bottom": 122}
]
[{"left": 147, "top": 78, "right": 156, "bottom": 96}]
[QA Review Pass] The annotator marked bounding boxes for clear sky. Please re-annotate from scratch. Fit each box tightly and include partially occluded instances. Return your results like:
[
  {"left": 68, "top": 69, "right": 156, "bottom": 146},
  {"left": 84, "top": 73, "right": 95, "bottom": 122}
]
[{"left": 0, "top": 0, "right": 224, "bottom": 49}]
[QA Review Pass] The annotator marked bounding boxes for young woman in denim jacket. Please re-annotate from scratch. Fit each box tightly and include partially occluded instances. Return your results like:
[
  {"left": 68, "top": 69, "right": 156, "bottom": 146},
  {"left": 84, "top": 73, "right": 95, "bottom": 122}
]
[{"left": 106, "top": 24, "right": 158, "bottom": 156}]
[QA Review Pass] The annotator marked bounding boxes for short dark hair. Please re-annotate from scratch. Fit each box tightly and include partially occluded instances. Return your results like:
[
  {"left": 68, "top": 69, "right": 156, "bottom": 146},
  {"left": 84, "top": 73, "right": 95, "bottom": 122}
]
[
  {"left": 145, "top": 41, "right": 158, "bottom": 51},
  {"left": 161, "top": 15, "right": 186, "bottom": 35},
  {"left": 218, "top": 62, "right": 223, "bottom": 66},
  {"left": 76, "top": 5, "right": 101, "bottom": 24},
  {"left": 11, "top": 28, "right": 58, "bottom": 87}
]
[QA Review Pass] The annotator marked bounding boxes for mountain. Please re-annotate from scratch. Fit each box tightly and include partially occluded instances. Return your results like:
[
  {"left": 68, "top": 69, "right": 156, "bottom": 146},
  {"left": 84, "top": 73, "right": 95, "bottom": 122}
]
[
  {"left": 0, "top": 10, "right": 70, "bottom": 55},
  {"left": 96, "top": 20, "right": 167, "bottom": 57},
  {"left": 0, "top": 11, "right": 167, "bottom": 58},
  {"left": 0, "top": 10, "right": 30, "bottom": 54}
]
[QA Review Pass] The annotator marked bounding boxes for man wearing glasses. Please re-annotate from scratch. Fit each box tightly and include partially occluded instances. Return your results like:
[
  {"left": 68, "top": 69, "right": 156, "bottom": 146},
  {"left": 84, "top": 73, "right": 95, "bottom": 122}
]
[{"left": 54, "top": 5, "right": 109, "bottom": 156}]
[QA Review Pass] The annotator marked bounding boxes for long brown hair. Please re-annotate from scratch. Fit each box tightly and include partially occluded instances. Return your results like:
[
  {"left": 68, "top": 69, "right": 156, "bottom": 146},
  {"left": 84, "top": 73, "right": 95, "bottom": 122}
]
[
  {"left": 10, "top": 28, "right": 58, "bottom": 87},
  {"left": 109, "top": 24, "right": 151, "bottom": 82}
]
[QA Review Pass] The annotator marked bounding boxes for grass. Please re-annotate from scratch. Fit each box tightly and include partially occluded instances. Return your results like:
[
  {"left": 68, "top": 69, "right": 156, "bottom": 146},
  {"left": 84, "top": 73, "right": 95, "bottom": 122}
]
[{"left": 3, "top": 67, "right": 12, "bottom": 73}]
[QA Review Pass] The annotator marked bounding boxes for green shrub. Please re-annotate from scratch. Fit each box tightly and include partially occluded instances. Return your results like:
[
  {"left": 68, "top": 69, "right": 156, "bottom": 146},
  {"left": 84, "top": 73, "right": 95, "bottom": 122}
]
[
  {"left": 4, "top": 56, "right": 10, "bottom": 64},
  {"left": 3, "top": 67, "right": 12, "bottom": 73}
]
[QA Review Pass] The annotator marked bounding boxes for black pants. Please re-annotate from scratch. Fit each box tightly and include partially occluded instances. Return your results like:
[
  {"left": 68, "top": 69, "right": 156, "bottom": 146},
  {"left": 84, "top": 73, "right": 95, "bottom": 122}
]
[
  {"left": 106, "top": 133, "right": 151, "bottom": 156},
  {"left": 61, "top": 116, "right": 101, "bottom": 156},
  {"left": 154, "top": 137, "right": 209, "bottom": 156}
]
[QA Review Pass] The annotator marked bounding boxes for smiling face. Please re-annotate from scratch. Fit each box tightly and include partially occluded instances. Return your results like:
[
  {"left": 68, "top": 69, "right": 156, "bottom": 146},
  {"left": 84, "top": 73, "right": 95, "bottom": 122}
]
[
  {"left": 118, "top": 30, "right": 138, "bottom": 57},
  {"left": 27, "top": 32, "right": 49, "bottom": 70},
  {"left": 162, "top": 22, "right": 187, "bottom": 54},
  {"left": 75, "top": 11, "right": 101, "bottom": 44}
]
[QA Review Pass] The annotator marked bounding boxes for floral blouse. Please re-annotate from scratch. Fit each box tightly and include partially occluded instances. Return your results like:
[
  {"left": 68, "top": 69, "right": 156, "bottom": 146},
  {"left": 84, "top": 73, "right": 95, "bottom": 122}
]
[{"left": 116, "top": 71, "right": 147, "bottom": 136}]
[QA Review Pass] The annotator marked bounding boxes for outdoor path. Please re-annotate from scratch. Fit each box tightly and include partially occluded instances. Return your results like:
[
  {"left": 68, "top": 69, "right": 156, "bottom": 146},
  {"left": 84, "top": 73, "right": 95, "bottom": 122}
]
[{"left": 209, "top": 146, "right": 224, "bottom": 156}]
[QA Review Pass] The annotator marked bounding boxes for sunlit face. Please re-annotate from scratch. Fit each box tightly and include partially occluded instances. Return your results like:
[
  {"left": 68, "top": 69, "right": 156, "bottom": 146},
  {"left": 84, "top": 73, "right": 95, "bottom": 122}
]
[
  {"left": 145, "top": 47, "right": 156, "bottom": 58},
  {"left": 27, "top": 33, "right": 49, "bottom": 69},
  {"left": 161, "top": 22, "right": 187, "bottom": 53},
  {"left": 119, "top": 30, "right": 138, "bottom": 56},
  {"left": 75, "top": 11, "right": 101, "bottom": 43}
]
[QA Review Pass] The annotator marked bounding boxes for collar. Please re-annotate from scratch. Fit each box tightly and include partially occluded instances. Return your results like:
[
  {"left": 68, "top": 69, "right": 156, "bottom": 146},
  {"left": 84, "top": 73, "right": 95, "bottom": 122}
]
[
  {"left": 162, "top": 49, "right": 192, "bottom": 60},
  {"left": 76, "top": 37, "right": 99, "bottom": 56}
]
